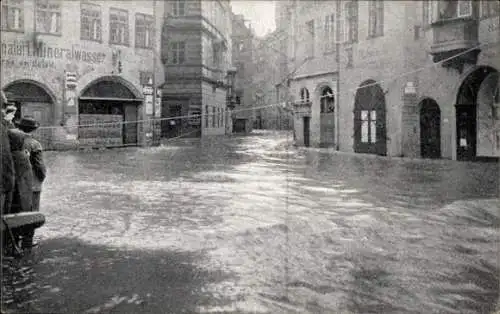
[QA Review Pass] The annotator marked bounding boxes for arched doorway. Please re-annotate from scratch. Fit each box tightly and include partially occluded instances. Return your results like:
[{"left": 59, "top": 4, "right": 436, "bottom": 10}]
[
  {"left": 455, "top": 66, "right": 498, "bottom": 161},
  {"left": 353, "top": 80, "right": 387, "bottom": 155},
  {"left": 320, "top": 86, "right": 335, "bottom": 147},
  {"left": 419, "top": 98, "right": 441, "bottom": 159},
  {"left": 3, "top": 81, "right": 55, "bottom": 148},
  {"left": 79, "top": 78, "right": 141, "bottom": 146}
]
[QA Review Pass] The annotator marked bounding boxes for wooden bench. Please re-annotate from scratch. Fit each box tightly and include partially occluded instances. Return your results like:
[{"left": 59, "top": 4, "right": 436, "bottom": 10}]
[{"left": 1, "top": 212, "right": 45, "bottom": 233}]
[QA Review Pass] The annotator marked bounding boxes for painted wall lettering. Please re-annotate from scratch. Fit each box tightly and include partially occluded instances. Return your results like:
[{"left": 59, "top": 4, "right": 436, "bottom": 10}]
[{"left": 0, "top": 40, "right": 106, "bottom": 64}]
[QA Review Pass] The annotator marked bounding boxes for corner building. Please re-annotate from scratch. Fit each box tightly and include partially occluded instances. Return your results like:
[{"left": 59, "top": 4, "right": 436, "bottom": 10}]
[
  {"left": 285, "top": 0, "right": 499, "bottom": 161},
  {"left": 1, "top": 0, "right": 165, "bottom": 149},
  {"left": 161, "top": 0, "right": 232, "bottom": 138}
]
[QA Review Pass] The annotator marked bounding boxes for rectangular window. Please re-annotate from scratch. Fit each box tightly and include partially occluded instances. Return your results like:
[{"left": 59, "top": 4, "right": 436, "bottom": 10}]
[
  {"left": 337, "top": 11, "right": 345, "bottom": 43},
  {"left": 135, "top": 13, "right": 154, "bottom": 48},
  {"left": 1, "top": 0, "right": 24, "bottom": 31},
  {"left": 81, "top": 3, "right": 101, "bottom": 41},
  {"left": 481, "top": 0, "right": 499, "bottom": 18},
  {"left": 212, "top": 107, "right": 216, "bottom": 128},
  {"left": 324, "top": 14, "right": 335, "bottom": 52},
  {"left": 173, "top": 0, "right": 185, "bottom": 16},
  {"left": 110, "top": 8, "right": 129, "bottom": 45},
  {"left": 423, "top": 0, "right": 433, "bottom": 26},
  {"left": 205, "top": 105, "right": 209, "bottom": 127},
  {"left": 35, "top": 0, "right": 61, "bottom": 34},
  {"left": 213, "top": 43, "right": 221, "bottom": 67},
  {"left": 306, "top": 19, "right": 315, "bottom": 57},
  {"left": 368, "top": 1, "right": 384, "bottom": 37},
  {"left": 170, "top": 41, "right": 186, "bottom": 64},
  {"left": 437, "top": 0, "right": 472, "bottom": 20},
  {"left": 345, "top": 1, "right": 358, "bottom": 43}
]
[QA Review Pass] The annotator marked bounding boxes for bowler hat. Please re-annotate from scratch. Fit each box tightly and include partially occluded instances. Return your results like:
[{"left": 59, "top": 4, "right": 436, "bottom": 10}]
[{"left": 15, "top": 117, "right": 40, "bottom": 133}]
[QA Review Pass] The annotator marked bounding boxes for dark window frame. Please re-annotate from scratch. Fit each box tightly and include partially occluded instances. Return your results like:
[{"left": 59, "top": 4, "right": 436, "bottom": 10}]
[{"left": 109, "top": 7, "right": 129, "bottom": 46}]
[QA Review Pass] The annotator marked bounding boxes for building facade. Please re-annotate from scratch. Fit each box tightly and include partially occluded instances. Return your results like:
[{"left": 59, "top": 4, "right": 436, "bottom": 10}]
[
  {"left": 283, "top": 0, "right": 340, "bottom": 148},
  {"left": 1, "top": 0, "right": 165, "bottom": 150},
  {"left": 231, "top": 12, "right": 255, "bottom": 133},
  {"left": 161, "top": 0, "right": 232, "bottom": 138},
  {"left": 285, "top": 0, "right": 499, "bottom": 161}
]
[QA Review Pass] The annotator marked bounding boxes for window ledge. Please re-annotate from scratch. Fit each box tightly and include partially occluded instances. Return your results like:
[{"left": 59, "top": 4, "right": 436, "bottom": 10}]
[
  {"left": 35, "top": 31, "right": 62, "bottom": 37},
  {"left": 109, "top": 42, "right": 130, "bottom": 47},
  {"left": 431, "top": 16, "right": 474, "bottom": 26},
  {"left": 135, "top": 46, "right": 153, "bottom": 50},
  {"left": 81, "top": 38, "right": 103, "bottom": 44},
  {"left": 367, "top": 34, "right": 383, "bottom": 39},
  {"left": 1, "top": 28, "right": 24, "bottom": 33}
]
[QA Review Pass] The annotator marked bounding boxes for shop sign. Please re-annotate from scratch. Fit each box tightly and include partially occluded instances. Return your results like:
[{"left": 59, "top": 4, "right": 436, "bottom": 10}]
[
  {"left": 145, "top": 94, "right": 154, "bottom": 115},
  {"left": 1, "top": 40, "right": 106, "bottom": 64},
  {"left": 78, "top": 114, "right": 123, "bottom": 146},
  {"left": 188, "top": 110, "right": 201, "bottom": 126}
]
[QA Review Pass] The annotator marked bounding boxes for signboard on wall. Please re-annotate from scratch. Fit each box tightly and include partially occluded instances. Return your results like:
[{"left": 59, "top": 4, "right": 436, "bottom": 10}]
[{"left": 79, "top": 114, "right": 123, "bottom": 146}]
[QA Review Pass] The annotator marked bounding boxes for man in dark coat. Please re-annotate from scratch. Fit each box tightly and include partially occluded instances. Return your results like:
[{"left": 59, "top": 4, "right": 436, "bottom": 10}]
[{"left": 13, "top": 117, "right": 46, "bottom": 249}]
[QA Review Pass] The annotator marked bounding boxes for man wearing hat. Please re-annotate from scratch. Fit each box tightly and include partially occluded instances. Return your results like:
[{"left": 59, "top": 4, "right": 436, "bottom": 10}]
[{"left": 9, "top": 117, "right": 46, "bottom": 249}]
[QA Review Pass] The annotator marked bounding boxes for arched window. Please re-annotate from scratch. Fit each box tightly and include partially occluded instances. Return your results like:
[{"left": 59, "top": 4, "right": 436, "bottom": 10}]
[
  {"left": 320, "top": 86, "right": 335, "bottom": 113},
  {"left": 300, "top": 87, "right": 310, "bottom": 103}
]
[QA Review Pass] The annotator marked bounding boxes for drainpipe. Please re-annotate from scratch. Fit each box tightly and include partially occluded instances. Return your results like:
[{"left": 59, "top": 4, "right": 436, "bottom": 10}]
[{"left": 335, "top": 1, "right": 340, "bottom": 151}]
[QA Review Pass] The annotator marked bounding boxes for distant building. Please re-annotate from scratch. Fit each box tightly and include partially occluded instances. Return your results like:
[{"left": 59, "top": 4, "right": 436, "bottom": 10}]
[
  {"left": 161, "top": 0, "right": 232, "bottom": 138},
  {"left": 283, "top": 0, "right": 499, "bottom": 161},
  {"left": 252, "top": 31, "right": 293, "bottom": 131},
  {"left": 1, "top": 0, "right": 165, "bottom": 149},
  {"left": 231, "top": 13, "right": 255, "bottom": 134}
]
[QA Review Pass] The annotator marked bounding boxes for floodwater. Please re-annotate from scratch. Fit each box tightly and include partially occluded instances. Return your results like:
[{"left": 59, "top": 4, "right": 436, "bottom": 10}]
[{"left": 2, "top": 130, "right": 499, "bottom": 314}]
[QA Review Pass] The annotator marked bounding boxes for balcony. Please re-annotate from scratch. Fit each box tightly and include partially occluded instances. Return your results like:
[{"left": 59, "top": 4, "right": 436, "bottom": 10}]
[{"left": 429, "top": 2, "right": 481, "bottom": 73}]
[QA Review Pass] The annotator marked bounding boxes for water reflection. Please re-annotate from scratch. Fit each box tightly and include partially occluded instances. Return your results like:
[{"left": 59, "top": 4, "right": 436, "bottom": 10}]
[{"left": 2, "top": 131, "right": 499, "bottom": 313}]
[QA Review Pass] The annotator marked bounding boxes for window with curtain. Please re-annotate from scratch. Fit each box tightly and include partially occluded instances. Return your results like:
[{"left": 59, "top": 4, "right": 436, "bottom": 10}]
[
  {"left": 481, "top": 0, "right": 500, "bottom": 18},
  {"left": 1, "top": 0, "right": 24, "bottom": 31},
  {"left": 173, "top": 0, "right": 185, "bottom": 16},
  {"left": 324, "top": 14, "right": 335, "bottom": 52},
  {"left": 135, "top": 13, "right": 154, "bottom": 48},
  {"left": 212, "top": 107, "right": 216, "bottom": 128},
  {"left": 306, "top": 19, "right": 315, "bottom": 57},
  {"left": 437, "top": 0, "right": 472, "bottom": 20},
  {"left": 205, "top": 105, "right": 209, "bottom": 127},
  {"left": 300, "top": 88, "right": 310, "bottom": 103},
  {"left": 35, "top": 0, "right": 61, "bottom": 34},
  {"left": 344, "top": 1, "right": 358, "bottom": 43},
  {"left": 368, "top": 0, "right": 384, "bottom": 37},
  {"left": 170, "top": 41, "right": 186, "bottom": 64},
  {"left": 422, "top": 0, "right": 433, "bottom": 26},
  {"left": 109, "top": 8, "right": 129, "bottom": 45},
  {"left": 81, "top": 3, "right": 101, "bottom": 41}
]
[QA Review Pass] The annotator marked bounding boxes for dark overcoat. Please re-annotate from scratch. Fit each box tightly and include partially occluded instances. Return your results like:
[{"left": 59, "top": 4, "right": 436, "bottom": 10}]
[{"left": 8, "top": 128, "right": 33, "bottom": 213}]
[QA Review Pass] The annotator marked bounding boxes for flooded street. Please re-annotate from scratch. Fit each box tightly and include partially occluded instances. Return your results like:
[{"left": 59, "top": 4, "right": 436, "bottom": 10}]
[{"left": 2, "top": 130, "right": 499, "bottom": 314}]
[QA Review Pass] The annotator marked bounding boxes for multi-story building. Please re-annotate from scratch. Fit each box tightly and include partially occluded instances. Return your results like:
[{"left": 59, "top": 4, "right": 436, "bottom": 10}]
[
  {"left": 282, "top": 0, "right": 339, "bottom": 148},
  {"left": 285, "top": 0, "right": 499, "bottom": 161},
  {"left": 161, "top": 0, "right": 232, "bottom": 138},
  {"left": 252, "top": 31, "right": 293, "bottom": 130},
  {"left": 1, "top": 0, "right": 165, "bottom": 149},
  {"left": 231, "top": 12, "right": 255, "bottom": 133}
]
